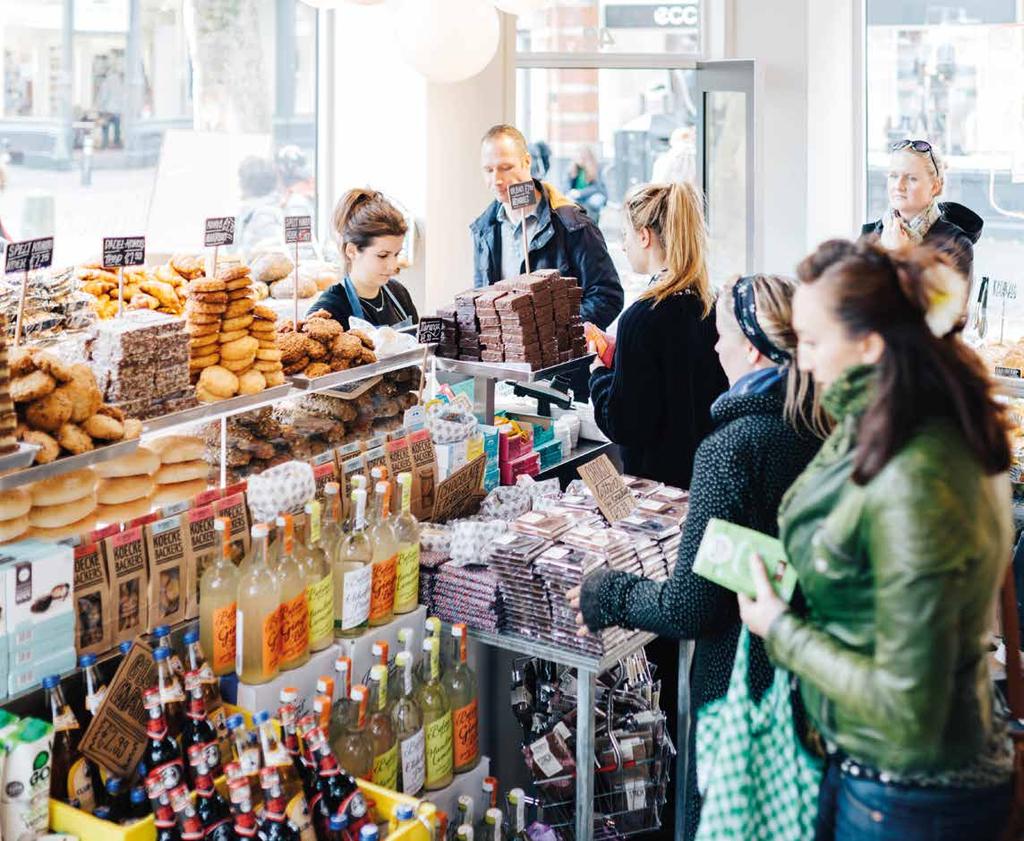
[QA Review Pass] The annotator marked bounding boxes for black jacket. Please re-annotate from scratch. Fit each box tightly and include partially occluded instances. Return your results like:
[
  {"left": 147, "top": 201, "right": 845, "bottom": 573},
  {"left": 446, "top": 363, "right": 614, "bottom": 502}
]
[
  {"left": 579, "top": 381, "right": 822, "bottom": 840},
  {"left": 470, "top": 180, "right": 623, "bottom": 330},
  {"left": 589, "top": 293, "right": 727, "bottom": 490},
  {"left": 308, "top": 279, "right": 418, "bottom": 331},
  {"left": 861, "top": 201, "right": 983, "bottom": 279}
]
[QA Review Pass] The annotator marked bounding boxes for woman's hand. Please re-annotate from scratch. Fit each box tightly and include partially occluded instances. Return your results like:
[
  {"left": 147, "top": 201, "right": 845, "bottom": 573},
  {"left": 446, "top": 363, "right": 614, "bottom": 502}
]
[
  {"left": 588, "top": 340, "right": 607, "bottom": 373},
  {"left": 880, "top": 214, "right": 911, "bottom": 250},
  {"left": 738, "top": 554, "right": 789, "bottom": 638},
  {"left": 566, "top": 585, "right": 589, "bottom": 637}
]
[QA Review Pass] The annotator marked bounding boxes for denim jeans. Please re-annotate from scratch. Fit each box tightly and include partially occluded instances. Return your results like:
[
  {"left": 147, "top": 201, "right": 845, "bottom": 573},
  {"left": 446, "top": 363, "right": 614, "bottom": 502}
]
[{"left": 814, "top": 757, "right": 1011, "bottom": 841}]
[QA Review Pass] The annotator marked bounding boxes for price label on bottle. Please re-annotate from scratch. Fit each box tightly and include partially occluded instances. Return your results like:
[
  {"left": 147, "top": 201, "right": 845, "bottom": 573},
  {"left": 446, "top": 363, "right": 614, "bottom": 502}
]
[
  {"left": 4, "top": 237, "right": 54, "bottom": 274},
  {"left": 102, "top": 236, "right": 146, "bottom": 269},
  {"left": 204, "top": 217, "right": 235, "bottom": 247},
  {"left": 285, "top": 216, "right": 312, "bottom": 244}
]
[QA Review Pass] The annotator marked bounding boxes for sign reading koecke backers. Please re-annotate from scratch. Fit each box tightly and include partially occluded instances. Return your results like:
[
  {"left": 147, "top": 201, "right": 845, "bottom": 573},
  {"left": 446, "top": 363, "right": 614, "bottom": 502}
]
[
  {"left": 285, "top": 215, "right": 312, "bottom": 244},
  {"left": 204, "top": 216, "right": 235, "bottom": 248},
  {"left": 102, "top": 236, "right": 146, "bottom": 268},
  {"left": 3, "top": 238, "right": 53, "bottom": 274}
]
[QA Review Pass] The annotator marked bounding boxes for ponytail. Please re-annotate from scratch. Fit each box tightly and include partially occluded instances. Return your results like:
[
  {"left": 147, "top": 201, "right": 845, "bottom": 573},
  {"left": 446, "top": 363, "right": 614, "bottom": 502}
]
[
  {"left": 630, "top": 182, "right": 713, "bottom": 316},
  {"left": 332, "top": 188, "right": 408, "bottom": 272}
]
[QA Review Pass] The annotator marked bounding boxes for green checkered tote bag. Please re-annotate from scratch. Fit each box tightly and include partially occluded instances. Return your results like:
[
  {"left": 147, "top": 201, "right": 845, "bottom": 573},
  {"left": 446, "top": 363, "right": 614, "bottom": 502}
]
[{"left": 695, "top": 627, "right": 822, "bottom": 841}]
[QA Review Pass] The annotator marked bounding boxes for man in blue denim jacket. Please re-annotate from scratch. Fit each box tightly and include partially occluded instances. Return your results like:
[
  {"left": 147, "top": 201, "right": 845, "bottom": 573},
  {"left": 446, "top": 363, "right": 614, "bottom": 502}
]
[{"left": 470, "top": 125, "right": 624, "bottom": 331}]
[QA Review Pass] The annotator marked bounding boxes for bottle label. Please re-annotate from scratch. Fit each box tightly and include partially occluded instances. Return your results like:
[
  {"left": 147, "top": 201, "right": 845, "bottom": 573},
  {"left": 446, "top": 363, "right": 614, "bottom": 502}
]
[
  {"left": 423, "top": 711, "right": 453, "bottom": 787},
  {"left": 306, "top": 573, "right": 333, "bottom": 644},
  {"left": 279, "top": 591, "right": 309, "bottom": 663},
  {"left": 67, "top": 758, "right": 96, "bottom": 811},
  {"left": 53, "top": 708, "right": 79, "bottom": 732},
  {"left": 399, "top": 727, "right": 425, "bottom": 795},
  {"left": 286, "top": 792, "right": 317, "bottom": 841},
  {"left": 150, "top": 757, "right": 185, "bottom": 792},
  {"left": 340, "top": 565, "right": 372, "bottom": 630},
  {"left": 160, "top": 678, "right": 185, "bottom": 706},
  {"left": 369, "top": 554, "right": 397, "bottom": 621},
  {"left": 235, "top": 608, "right": 244, "bottom": 676},
  {"left": 197, "top": 738, "right": 221, "bottom": 774},
  {"left": 264, "top": 606, "right": 282, "bottom": 675},
  {"left": 453, "top": 698, "right": 479, "bottom": 768},
  {"left": 85, "top": 686, "right": 107, "bottom": 716},
  {"left": 372, "top": 742, "right": 399, "bottom": 790},
  {"left": 213, "top": 602, "right": 237, "bottom": 673},
  {"left": 310, "top": 502, "right": 322, "bottom": 545},
  {"left": 239, "top": 746, "right": 261, "bottom": 775},
  {"left": 395, "top": 545, "right": 420, "bottom": 608}
]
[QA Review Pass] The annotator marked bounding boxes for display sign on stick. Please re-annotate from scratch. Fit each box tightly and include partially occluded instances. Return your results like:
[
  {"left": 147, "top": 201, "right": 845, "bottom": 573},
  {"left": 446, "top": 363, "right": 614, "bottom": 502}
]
[
  {"left": 508, "top": 181, "right": 537, "bottom": 274},
  {"left": 577, "top": 454, "right": 637, "bottom": 523},
  {"left": 204, "top": 216, "right": 235, "bottom": 277},
  {"left": 284, "top": 216, "right": 312, "bottom": 328},
  {"left": 103, "top": 236, "right": 146, "bottom": 317},
  {"left": 431, "top": 455, "right": 486, "bottom": 523},
  {"left": 5, "top": 238, "right": 54, "bottom": 345}
]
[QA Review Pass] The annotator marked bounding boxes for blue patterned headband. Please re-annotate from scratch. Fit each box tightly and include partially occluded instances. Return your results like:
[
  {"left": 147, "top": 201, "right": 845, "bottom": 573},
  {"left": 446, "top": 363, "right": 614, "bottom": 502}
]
[{"left": 732, "top": 276, "right": 791, "bottom": 365}]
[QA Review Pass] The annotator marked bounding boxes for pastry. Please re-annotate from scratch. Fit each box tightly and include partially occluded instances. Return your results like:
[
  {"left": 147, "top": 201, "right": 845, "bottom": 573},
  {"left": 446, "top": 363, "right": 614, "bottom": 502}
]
[
  {"left": 225, "top": 298, "right": 255, "bottom": 319},
  {"left": 220, "top": 336, "right": 259, "bottom": 361},
  {"left": 217, "top": 329, "right": 249, "bottom": 344},
  {"left": 0, "top": 489, "right": 31, "bottom": 521},
  {"left": 349, "top": 329, "right": 375, "bottom": 350},
  {"left": 149, "top": 435, "right": 205, "bottom": 464},
  {"left": 303, "top": 362, "right": 331, "bottom": 378},
  {"left": 57, "top": 423, "right": 94, "bottom": 455},
  {"left": 95, "top": 496, "right": 153, "bottom": 525},
  {"left": 30, "top": 350, "right": 74, "bottom": 383},
  {"left": 24, "top": 513, "right": 96, "bottom": 542},
  {"left": 155, "top": 460, "right": 208, "bottom": 485},
  {"left": 11, "top": 370, "right": 56, "bottom": 403},
  {"left": 283, "top": 356, "right": 310, "bottom": 376},
  {"left": 28, "top": 490, "right": 97, "bottom": 528},
  {"left": 94, "top": 446, "right": 160, "bottom": 478},
  {"left": 97, "top": 474, "right": 155, "bottom": 505},
  {"left": 196, "top": 386, "right": 221, "bottom": 404},
  {"left": 197, "top": 366, "right": 238, "bottom": 399},
  {"left": 96, "top": 404, "right": 125, "bottom": 422},
  {"left": 171, "top": 254, "right": 205, "bottom": 279},
  {"left": 20, "top": 430, "right": 59, "bottom": 463},
  {"left": 303, "top": 318, "right": 343, "bottom": 342},
  {"left": 152, "top": 478, "right": 208, "bottom": 506},
  {"left": 10, "top": 347, "right": 35, "bottom": 377},
  {"left": 264, "top": 370, "right": 286, "bottom": 387},
  {"left": 279, "top": 333, "right": 309, "bottom": 364},
  {"left": 332, "top": 333, "right": 363, "bottom": 359},
  {"left": 29, "top": 468, "right": 95, "bottom": 506},
  {"left": 83, "top": 413, "right": 124, "bottom": 440},
  {"left": 220, "top": 356, "right": 256, "bottom": 373},
  {"left": 216, "top": 266, "right": 250, "bottom": 282},
  {"left": 0, "top": 515, "right": 29, "bottom": 544},
  {"left": 221, "top": 315, "right": 254, "bottom": 332},
  {"left": 237, "top": 369, "right": 266, "bottom": 395},
  {"left": 25, "top": 388, "right": 73, "bottom": 432},
  {"left": 305, "top": 340, "right": 327, "bottom": 361}
]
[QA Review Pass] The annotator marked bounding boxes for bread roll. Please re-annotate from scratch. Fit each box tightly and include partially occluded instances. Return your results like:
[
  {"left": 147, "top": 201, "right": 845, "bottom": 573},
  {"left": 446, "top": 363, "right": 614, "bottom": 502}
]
[
  {"left": 29, "top": 492, "right": 98, "bottom": 529},
  {"left": 29, "top": 468, "right": 95, "bottom": 507},
  {"left": 95, "top": 496, "right": 154, "bottom": 526},
  {"left": 0, "top": 489, "right": 31, "bottom": 522},
  {"left": 0, "top": 515, "right": 29, "bottom": 544},
  {"left": 94, "top": 447, "right": 160, "bottom": 479},
  {"left": 155, "top": 460, "right": 209, "bottom": 485},
  {"left": 97, "top": 475, "right": 156, "bottom": 505},
  {"left": 148, "top": 436, "right": 205, "bottom": 465},
  {"left": 152, "top": 478, "right": 209, "bottom": 507},
  {"left": 24, "top": 513, "right": 97, "bottom": 543}
]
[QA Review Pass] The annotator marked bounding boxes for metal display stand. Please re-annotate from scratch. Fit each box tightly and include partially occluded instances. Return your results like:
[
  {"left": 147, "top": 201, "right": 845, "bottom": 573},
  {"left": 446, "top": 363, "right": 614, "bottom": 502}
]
[{"left": 468, "top": 627, "right": 655, "bottom": 840}]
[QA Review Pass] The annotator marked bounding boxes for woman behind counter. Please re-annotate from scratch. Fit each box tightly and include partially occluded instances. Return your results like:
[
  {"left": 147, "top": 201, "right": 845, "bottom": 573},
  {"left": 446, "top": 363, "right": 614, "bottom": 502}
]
[
  {"left": 310, "top": 188, "right": 418, "bottom": 330},
  {"left": 862, "top": 139, "right": 982, "bottom": 279}
]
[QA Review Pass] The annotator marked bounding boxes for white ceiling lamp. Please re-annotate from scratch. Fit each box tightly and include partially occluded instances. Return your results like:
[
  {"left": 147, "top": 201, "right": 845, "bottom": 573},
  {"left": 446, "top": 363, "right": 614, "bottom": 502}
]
[
  {"left": 393, "top": 0, "right": 500, "bottom": 84},
  {"left": 489, "top": 0, "right": 548, "bottom": 14}
]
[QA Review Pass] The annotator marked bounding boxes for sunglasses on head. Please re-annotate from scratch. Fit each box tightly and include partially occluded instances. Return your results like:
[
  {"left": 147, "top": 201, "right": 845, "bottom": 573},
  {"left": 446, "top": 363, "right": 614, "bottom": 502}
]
[{"left": 890, "top": 139, "right": 939, "bottom": 176}]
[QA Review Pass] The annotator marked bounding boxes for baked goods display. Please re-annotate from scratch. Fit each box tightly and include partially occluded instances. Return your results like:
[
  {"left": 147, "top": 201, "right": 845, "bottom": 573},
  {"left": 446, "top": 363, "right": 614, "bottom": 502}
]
[
  {"left": 25, "top": 468, "right": 98, "bottom": 540},
  {"left": 202, "top": 366, "right": 421, "bottom": 484},
  {"left": 94, "top": 446, "right": 158, "bottom": 523},
  {"left": 0, "top": 318, "right": 17, "bottom": 454},
  {"left": 278, "top": 309, "right": 377, "bottom": 378},
  {"left": 77, "top": 258, "right": 190, "bottom": 319},
  {"left": 146, "top": 435, "right": 211, "bottom": 506},
  {"left": 426, "top": 270, "right": 585, "bottom": 368},
  {"left": 188, "top": 265, "right": 282, "bottom": 402},
  {"left": 11, "top": 346, "right": 142, "bottom": 465},
  {"left": 0, "top": 488, "right": 30, "bottom": 542},
  {"left": 0, "top": 266, "right": 93, "bottom": 341},
  {"left": 83, "top": 311, "right": 195, "bottom": 419}
]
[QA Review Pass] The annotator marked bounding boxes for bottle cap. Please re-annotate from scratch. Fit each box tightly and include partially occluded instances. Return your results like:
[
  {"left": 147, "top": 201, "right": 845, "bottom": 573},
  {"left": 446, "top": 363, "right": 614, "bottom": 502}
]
[
  {"left": 253, "top": 710, "right": 270, "bottom": 725},
  {"left": 329, "top": 813, "right": 348, "bottom": 829},
  {"left": 359, "top": 825, "right": 379, "bottom": 841},
  {"left": 226, "top": 713, "right": 245, "bottom": 731},
  {"left": 130, "top": 786, "right": 147, "bottom": 804},
  {"left": 375, "top": 480, "right": 389, "bottom": 495},
  {"left": 78, "top": 653, "right": 97, "bottom": 668},
  {"left": 93, "top": 806, "right": 113, "bottom": 821},
  {"left": 395, "top": 803, "right": 415, "bottom": 821},
  {"left": 153, "top": 647, "right": 169, "bottom": 662},
  {"left": 41, "top": 674, "right": 60, "bottom": 690},
  {"left": 119, "top": 641, "right": 132, "bottom": 655},
  {"left": 214, "top": 517, "right": 227, "bottom": 532},
  {"left": 183, "top": 628, "right": 199, "bottom": 645},
  {"left": 280, "top": 686, "right": 299, "bottom": 704},
  {"left": 395, "top": 651, "right": 411, "bottom": 667},
  {"left": 486, "top": 808, "right": 502, "bottom": 825},
  {"left": 106, "top": 777, "right": 123, "bottom": 794},
  {"left": 251, "top": 523, "right": 269, "bottom": 538},
  {"left": 369, "top": 664, "right": 386, "bottom": 681},
  {"left": 325, "top": 482, "right": 339, "bottom": 495},
  {"left": 153, "top": 624, "right": 171, "bottom": 638}
]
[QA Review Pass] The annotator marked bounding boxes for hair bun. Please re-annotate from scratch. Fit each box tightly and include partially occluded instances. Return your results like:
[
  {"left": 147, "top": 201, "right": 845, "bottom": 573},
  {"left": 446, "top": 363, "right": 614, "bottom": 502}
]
[{"left": 891, "top": 249, "right": 965, "bottom": 338}]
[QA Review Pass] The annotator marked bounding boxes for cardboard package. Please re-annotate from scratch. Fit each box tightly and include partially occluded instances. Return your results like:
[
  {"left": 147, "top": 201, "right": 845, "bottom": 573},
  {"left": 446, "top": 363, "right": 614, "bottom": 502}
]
[
  {"left": 309, "top": 450, "right": 340, "bottom": 502},
  {"left": 407, "top": 427, "right": 437, "bottom": 520},
  {"left": 213, "top": 491, "right": 250, "bottom": 565},
  {"left": 73, "top": 540, "right": 112, "bottom": 657},
  {"left": 186, "top": 503, "right": 217, "bottom": 618},
  {"left": 145, "top": 513, "right": 189, "bottom": 629},
  {"left": 103, "top": 526, "right": 149, "bottom": 645}
]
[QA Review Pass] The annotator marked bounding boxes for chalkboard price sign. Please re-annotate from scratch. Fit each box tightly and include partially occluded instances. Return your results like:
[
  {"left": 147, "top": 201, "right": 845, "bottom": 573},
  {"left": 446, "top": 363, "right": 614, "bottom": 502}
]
[
  {"left": 204, "top": 217, "right": 235, "bottom": 248},
  {"left": 4, "top": 238, "right": 54, "bottom": 274},
  {"left": 508, "top": 181, "right": 537, "bottom": 211},
  {"left": 417, "top": 316, "right": 444, "bottom": 345},
  {"left": 102, "top": 236, "right": 146, "bottom": 269},
  {"left": 285, "top": 216, "right": 312, "bottom": 244}
]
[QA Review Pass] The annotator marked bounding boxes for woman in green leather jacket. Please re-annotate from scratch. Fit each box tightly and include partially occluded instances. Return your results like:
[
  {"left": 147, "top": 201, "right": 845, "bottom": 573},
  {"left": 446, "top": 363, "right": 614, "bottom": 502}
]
[{"left": 739, "top": 239, "right": 1014, "bottom": 841}]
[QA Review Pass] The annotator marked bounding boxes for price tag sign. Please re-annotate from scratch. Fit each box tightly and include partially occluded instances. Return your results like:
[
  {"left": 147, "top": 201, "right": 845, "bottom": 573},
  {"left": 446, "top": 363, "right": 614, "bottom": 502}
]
[
  {"left": 508, "top": 181, "right": 537, "bottom": 211},
  {"left": 102, "top": 236, "right": 146, "bottom": 269},
  {"left": 285, "top": 216, "right": 312, "bottom": 244},
  {"left": 4, "top": 237, "right": 54, "bottom": 274},
  {"left": 577, "top": 454, "right": 637, "bottom": 524},
  {"left": 204, "top": 217, "right": 235, "bottom": 248}
]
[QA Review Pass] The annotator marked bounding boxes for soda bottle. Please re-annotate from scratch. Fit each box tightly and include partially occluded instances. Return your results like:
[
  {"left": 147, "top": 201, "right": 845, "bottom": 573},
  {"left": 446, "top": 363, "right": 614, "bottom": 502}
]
[
  {"left": 444, "top": 623, "right": 480, "bottom": 773},
  {"left": 279, "top": 703, "right": 315, "bottom": 798},
  {"left": 255, "top": 709, "right": 300, "bottom": 799},
  {"left": 391, "top": 651, "right": 425, "bottom": 796},
  {"left": 298, "top": 500, "right": 334, "bottom": 653},
  {"left": 328, "top": 656, "right": 354, "bottom": 754},
  {"left": 392, "top": 472, "right": 420, "bottom": 614},
  {"left": 258, "top": 767, "right": 300, "bottom": 841},
  {"left": 367, "top": 481, "right": 399, "bottom": 627},
  {"left": 128, "top": 784, "right": 150, "bottom": 823},
  {"left": 335, "top": 489, "right": 372, "bottom": 639},
  {"left": 152, "top": 624, "right": 186, "bottom": 680},
  {"left": 200, "top": 517, "right": 239, "bottom": 678},
  {"left": 186, "top": 744, "right": 233, "bottom": 841},
  {"left": 145, "top": 775, "right": 182, "bottom": 841},
  {"left": 367, "top": 665, "right": 398, "bottom": 790},
  {"left": 143, "top": 686, "right": 186, "bottom": 794},
  {"left": 226, "top": 713, "right": 262, "bottom": 804},
  {"left": 79, "top": 653, "right": 108, "bottom": 727},
  {"left": 228, "top": 776, "right": 259, "bottom": 840},
  {"left": 104, "top": 777, "right": 129, "bottom": 823},
  {"left": 181, "top": 670, "right": 222, "bottom": 784},
  {"left": 276, "top": 513, "right": 311, "bottom": 671},
  {"left": 305, "top": 726, "right": 371, "bottom": 841},
  {"left": 153, "top": 646, "right": 186, "bottom": 740},
  {"left": 42, "top": 673, "right": 104, "bottom": 810},
  {"left": 333, "top": 685, "right": 373, "bottom": 781},
  {"left": 183, "top": 627, "right": 231, "bottom": 776},
  {"left": 169, "top": 783, "right": 205, "bottom": 841},
  {"left": 416, "top": 637, "right": 453, "bottom": 791},
  {"left": 327, "top": 813, "right": 349, "bottom": 841}
]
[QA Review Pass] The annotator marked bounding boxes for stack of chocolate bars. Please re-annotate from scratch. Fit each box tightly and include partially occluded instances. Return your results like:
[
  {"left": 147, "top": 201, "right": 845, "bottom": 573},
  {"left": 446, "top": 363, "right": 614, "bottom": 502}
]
[
  {"left": 431, "top": 563, "right": 503, "bottom": 632},
  {"left": 475, "top": 289, "right": 508, "bottom": 363},
  {"left": 454, "top": 289, "right": 484, "bottom": 361},
  {"left": 434, "top": 306, "right": 460, "bottom": 359}
]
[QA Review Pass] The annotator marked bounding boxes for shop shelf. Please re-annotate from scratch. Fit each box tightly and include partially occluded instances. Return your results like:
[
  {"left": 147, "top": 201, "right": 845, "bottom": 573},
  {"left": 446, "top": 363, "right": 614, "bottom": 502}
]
[
  {"left": 0, "top": 442, "right": 41, "bottom": 474},
  {"left": 535, "top": 439, "right": 612, "bottom": 480},
  {"left": 141, "top": 383, "right": 297, "bottom": 435},
  {"left": 467, "top": 627, "right": 655, "bottom": 674},
  {"left": 289, "top": 347, "right": 431, "bottom": 391},
  {"left": 0, "top": 438, "right": 140, "bottom": 491},
  {"left": 434, "top": 353, "right": 596, "bottom": 384}
]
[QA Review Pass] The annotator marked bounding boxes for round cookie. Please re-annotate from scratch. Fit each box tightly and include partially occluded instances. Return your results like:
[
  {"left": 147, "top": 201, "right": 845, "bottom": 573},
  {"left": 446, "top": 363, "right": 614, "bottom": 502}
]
[
  {"left": 152, "top": 478, "right": 209, "bottom": 507},
  {"left": 264, "top": 370, "right": 286, "bottom": 387},
  {"left": 303, "top": 363, "right": 332, "bottom": 378},
  {"left": 189, "top": 353, "right": 220, "bottom": 371},
  {"left": 97, "top": 474, "right": 156, "bottom": 505},
  {"left": 57, "top": 423, "right": 94, "bottom": 455},
  {"left": 258, "top": 339, "right": 279, "bottom": 350},
  {"left": 21, "top": 430, "right": 59, "bottom": 464},
  {"left": 197, "top": 366, "right": 238, "bottom": 399},
  {"left": 254, "top": 360, "right": 282, "bottom": 373},
  {"left": 30, "top": 350, "right": 74, "bottom": 383},
  {"left": 122, "top": 418, "right": 142, "bottom": 440},
  {"left": 83, "top": 413, "right": 124, "bottom": 441},
  {"left": 155, "top": 460, "right": 208, "bottom": 485},
  {"left": 95, "top": 496, "right": 153, "bottom": 526},
  {"left": 227, "top": 288, "right": 253, "bottom": 301},
  {"left": 65, "top": 373, "right": 103, "bottom": 423},
  {"left": 216, "top": 266, "right": 251, "bottom": 282},
  {"left": 224, "top": 277, "right": 252, "bottom": 291},
  {"left": 237, "top": 369, "right": 266, "bottom": 395},
  {"left": 11, "top": 370, "right": 56, "bottom": 403},
  {"left": 255, "top": 348, "right": 282, "bottom": 362},
  {"left": 0, "top": 515, "right": 29, "bottom": 544},
  {"left": 29, "top": 491, "right": 97, "bottom": 528},
  {"left": 217, "top": 329, "right": 249, "bottom": 344},
  {"left": 220, "top": 356, "right": 255, "bottom": 373},
  {"left": 0, "top": 489, "right": 31, "bottom": 521},
  {"left": 221, "top": 314, "right": 254, "bottom": 332},
  {"left": 94, "top": 447, "right": 160, "bottom": 478},
  {"left": 220, "top": 336, "right": 259, "bottom": 361},
  {"left": 187, "top": 314, "right": 222, "bottom": 328},
  {"left": 149, "top": 435, "right": 204, "bottom": 465},
  {"left": 25, "top": 388, "right": 73, "bottom": 432},
  {"left": 253, "top": 304, "right": 277, "bottom": 322},
  {"left": 188, "top": 300, "right": 227, "bottom": 315},
  {"left": 191, "top": 291, "right": 228, "bottom": 304},
  {"left": 196, "top": 386, "right": 223, "bottom": 404},
  {"left": 225, "top": 298, "right": 255, "bottom": 319},
  {"left": 10, "top": 347, "right": 35, "bottom": 377},
  {"left": 249, "top": 322, "right": 277, "bottom": 336},
  {"left": 189, "top": 333, "right": 219, "bottom": 350},
  {"left": 282, "top": 357, "right": 310, "bottom": 376}
]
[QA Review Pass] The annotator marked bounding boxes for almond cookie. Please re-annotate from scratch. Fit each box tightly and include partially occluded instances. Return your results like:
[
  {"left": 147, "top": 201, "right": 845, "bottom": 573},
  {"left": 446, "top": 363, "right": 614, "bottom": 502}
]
[
  {"left": 188, "top": 276, "right": 226, "bottom": 294},
  {"left": 302, "top": 317, "right": 343, "bottom": 342},
  {"left": 171, "top": 253, "right": 205, "bottom": 279},
  {"left": 216, "top": 265, "right": 251, "bottom": 282},
  {"left": 21, "top": 429, "right": 59, "bottom": 464},
  {"left": 220, "top": 356, "right": 255, "bottom": 373},
  {"left": 303, "top": 362, "right": 332, "bottom": 378},
  {"left": 264, "top": 369, "right": 285, "bottom": 387},
  {"left": 282, "top": 356, "right": 310, "bottom": 376},
  {"left": 217, "top": 329, "right": 249, "bottom": 344},
  {"left": 224, "top": 298, "right": 255, "bottom": 319},
  {"left": 237, "top": 369, "right": 266, "bottom": 395},
  {"left": 191, "top": 290, "right": 228, "bottom": 304},
  {"left": 332, "top": 332, "right": 364, "bottom": 359},
  {"left": 25, "top": 388, "right": 73, "bottom": 432},
  {"left": 197, "top": 365, "right": 238, "bottom": 398},
  {"left": 187, "top": 300, "right": 227, "bottom": 315},
  {"left": 11, "top": 370, "right": 56, "bottom": 403},
  {"left": 278, "top": 333, "right": 309, "bottom": 364},
  {"left": 221, "top": 314, "right": 254, "bottom": 332},
  {"left": 189, "top": 353, "right": 220, "bottom": 370},
  {"left": 30, "top": 349, "right": 74, "bottom": 383},
  {"left": 84, "top": 412, "right": 124, "bottom": 440}
]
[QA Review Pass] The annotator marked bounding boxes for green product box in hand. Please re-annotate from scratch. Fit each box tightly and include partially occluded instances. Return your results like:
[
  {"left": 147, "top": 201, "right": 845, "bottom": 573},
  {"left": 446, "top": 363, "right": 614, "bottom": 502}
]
[{"left": 693, "top": 518, "right": 799, "bottom": 602}]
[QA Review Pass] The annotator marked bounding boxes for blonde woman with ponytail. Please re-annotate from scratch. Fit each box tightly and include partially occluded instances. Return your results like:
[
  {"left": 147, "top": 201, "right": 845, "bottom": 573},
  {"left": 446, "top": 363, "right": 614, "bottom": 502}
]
[{"left": 589, "top": 181, "right": 726, "bottom": 490}]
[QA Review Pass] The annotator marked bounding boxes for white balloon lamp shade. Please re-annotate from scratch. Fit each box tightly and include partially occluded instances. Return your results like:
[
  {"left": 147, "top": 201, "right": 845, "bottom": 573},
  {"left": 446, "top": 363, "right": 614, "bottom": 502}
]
[{"left": 394, "top": 0, "right": 501, "bottom": 84}]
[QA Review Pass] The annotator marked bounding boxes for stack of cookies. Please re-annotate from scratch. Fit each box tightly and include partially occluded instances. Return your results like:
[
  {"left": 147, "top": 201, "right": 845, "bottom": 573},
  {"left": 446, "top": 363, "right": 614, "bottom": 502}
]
[
  {"left": 0, "top": 488, "right": 30, "bottom": 543},
  {"left": 0, "top": 317, "right": 16, "bottom": 454},
  {"left": 26, "top": 468, "right": 98, "bottom": 540},
  {"left": 149, "top": 435, "right": 209, "bottom": 505},
  {"left": 250, "top": 305, "right": 284, "bottom": 387},
  {"left": 94, "top": 447, "right": 159, "bottom": 524},
  {"left": 186, "top": 271, "right": 229, "bottom": 383}
]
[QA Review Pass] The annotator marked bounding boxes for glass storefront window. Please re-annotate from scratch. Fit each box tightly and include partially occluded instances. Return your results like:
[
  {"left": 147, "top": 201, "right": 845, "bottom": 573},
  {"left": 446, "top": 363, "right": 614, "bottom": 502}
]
[
  {"left": 865, "top": 2, "right": 1024, "bottom": 284},
  {"left": 0, "top": 0, "right": 317, "bottom": 264},
  {"left": 517, "top": 66, "right": 698, "bottom": 306}
]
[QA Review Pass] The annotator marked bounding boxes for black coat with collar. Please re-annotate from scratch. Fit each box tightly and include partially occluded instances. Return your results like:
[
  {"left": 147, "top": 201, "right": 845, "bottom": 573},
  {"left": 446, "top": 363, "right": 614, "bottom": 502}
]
[{"left": 861, "top": 200, "right": 983, "bottom": 279}]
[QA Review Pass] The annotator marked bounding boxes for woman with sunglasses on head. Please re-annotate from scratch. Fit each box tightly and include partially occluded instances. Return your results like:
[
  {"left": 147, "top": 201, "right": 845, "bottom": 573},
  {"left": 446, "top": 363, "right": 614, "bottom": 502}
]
[
  {"left": 740, "top": 239, "right": 1013, "bottom": 841},
  {"left": 862, "top": 139, "right": 982, "bottom": 279},
  {"left": 572, "top": 273, "right": 825, "bottom": 840}
]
